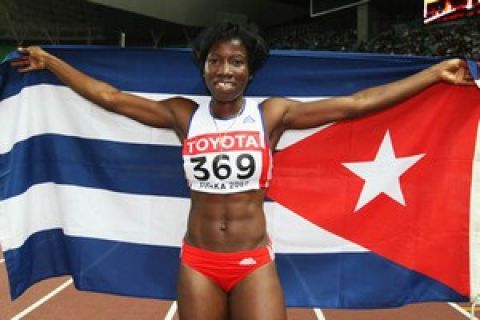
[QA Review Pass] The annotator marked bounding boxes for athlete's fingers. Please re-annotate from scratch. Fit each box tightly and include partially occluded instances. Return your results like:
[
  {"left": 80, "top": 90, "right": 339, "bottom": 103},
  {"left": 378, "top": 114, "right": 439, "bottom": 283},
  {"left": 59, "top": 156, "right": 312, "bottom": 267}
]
[
  {"left": 17, "top": 47, "right": 32, "bottom": 56},
  {"left": 10, "top": 57, "right": 34, "bottom": 72},
  {"left": 10, "top": 57, "right": 30, "bottom": 67}
]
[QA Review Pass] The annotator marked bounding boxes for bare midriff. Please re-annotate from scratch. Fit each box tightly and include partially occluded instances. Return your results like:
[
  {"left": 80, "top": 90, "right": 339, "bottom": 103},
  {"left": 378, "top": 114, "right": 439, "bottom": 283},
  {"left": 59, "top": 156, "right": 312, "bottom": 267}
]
[{"left": 184, "top": 189, "right": 269, "bottom": 252}]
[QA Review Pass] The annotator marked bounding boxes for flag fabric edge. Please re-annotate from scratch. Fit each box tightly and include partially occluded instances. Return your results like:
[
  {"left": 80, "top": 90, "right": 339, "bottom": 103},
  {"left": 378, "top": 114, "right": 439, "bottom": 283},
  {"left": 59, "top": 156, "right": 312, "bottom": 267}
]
[{"left": 471, "top": 121, "right": 480, "bottom": 301}]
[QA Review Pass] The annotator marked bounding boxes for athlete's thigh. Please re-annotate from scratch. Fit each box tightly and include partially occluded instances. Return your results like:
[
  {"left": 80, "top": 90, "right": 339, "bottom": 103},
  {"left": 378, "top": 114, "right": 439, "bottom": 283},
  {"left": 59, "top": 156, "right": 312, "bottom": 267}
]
[
  {"left": 177, "top": 263, "right": 228, "bottom": 320},
  {"left": 228, "top": 262, "right": 287, "bottom": 320}
]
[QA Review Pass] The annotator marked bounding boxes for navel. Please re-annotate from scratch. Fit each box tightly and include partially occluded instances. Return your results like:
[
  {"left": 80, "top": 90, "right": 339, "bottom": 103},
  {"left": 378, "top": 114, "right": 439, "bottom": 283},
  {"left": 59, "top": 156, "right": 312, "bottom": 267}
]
[{"left": 219, "top": 221, "right": 227, "bottom": 231}]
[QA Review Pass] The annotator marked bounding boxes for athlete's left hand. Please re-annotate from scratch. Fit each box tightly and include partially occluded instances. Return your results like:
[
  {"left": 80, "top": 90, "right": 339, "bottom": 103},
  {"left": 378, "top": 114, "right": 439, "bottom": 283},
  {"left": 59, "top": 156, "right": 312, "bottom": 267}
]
[{"left": 435, "top": 59, "right": 475, "bottom": 85}]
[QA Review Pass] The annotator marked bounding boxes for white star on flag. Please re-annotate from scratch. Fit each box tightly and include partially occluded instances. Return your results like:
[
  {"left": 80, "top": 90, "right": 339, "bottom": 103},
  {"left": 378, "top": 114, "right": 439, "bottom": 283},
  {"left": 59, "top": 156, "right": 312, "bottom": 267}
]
[{"left": 342, "top": 130, "right": 425, "bottom": 212}]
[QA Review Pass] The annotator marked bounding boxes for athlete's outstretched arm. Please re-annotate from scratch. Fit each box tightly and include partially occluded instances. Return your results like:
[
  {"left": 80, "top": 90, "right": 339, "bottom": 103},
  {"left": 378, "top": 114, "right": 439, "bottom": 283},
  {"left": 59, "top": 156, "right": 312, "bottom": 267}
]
[
  {"left": 263, "top": 58, "right": 473, "bottom": 139},
  {"left": 11, "top": 47, "right": 195, "bottom": 132}
]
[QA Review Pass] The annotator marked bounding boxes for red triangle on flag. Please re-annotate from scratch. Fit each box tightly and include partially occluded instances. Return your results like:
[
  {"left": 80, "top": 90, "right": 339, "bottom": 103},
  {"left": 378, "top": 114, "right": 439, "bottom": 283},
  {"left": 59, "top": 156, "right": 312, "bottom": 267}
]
[{"left": 267, "top": 84, "right": 480, "bottom": 296}]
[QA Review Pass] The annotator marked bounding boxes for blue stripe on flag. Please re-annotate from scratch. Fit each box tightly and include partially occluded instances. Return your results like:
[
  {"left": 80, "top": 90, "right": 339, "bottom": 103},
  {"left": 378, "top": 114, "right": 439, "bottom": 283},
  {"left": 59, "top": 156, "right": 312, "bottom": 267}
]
[
  {"left": 4, "top": 228, "right": 466, "bottom": 306},
  {"left": 0, "top": 134, "right": 188, "bottom": 200},
  {"left": 277, "top": 253, "right": 467, "bottom": 308},
  {"left": 467, "top": 59, "right": 480, "bottom": 88},
  {"left": 4, "top": 229, "right": 179, "bottom": 300},
  {"left": 0, "top": 47, "right": 440, "bottom": 101}
]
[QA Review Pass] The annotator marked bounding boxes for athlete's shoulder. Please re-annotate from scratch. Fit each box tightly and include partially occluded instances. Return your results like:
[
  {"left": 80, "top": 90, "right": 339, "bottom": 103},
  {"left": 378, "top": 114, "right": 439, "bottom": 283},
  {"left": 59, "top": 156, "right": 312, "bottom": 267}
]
[
  {"left": 261, "top": 96, "right": 295, "bottom": 108},
  {"left": 260, "top": 96, "right": 295, "bottom": 122},
  {"left": 164, "top": 96, "right": 198, "bottom": 110},
  {"left": 162, "top": 96, "right": 198, "bottom": 135}
]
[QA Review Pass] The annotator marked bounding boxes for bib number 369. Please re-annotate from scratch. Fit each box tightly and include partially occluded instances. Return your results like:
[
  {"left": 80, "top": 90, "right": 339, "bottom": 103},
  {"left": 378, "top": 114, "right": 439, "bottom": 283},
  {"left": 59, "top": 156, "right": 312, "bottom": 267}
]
[{"left": 190, "top": 154, "right": 255, "bottom": 180}]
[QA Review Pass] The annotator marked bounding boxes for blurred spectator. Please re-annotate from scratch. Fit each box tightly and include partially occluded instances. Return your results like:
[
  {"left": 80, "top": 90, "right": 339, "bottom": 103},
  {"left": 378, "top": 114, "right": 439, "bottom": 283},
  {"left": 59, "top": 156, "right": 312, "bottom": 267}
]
[
  {"left": 362, "top": 16, "right": 480, "bottom": 58},
  {"left": 266, "top": 15, "right": 480, "bottom": 58},
  {"left": 266, "top": 21, "right": 357, "bottom": 52}
]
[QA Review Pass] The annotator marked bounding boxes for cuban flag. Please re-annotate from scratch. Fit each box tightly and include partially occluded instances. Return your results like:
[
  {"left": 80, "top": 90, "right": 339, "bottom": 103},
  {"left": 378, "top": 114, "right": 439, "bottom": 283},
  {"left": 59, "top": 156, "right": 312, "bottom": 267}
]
[{"left": 1, "top": 47, "right": 479, "bottom": 308}]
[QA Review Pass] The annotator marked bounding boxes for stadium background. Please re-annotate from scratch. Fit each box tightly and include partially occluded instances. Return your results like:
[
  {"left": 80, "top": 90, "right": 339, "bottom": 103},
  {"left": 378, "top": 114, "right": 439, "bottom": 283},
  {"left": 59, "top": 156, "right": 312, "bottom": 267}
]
[
  {"left": 1, "top": 0, "right": 479, "bottom": 319},
  {"left": 1, "top": 0, "right": 478, "bottom": 59}
]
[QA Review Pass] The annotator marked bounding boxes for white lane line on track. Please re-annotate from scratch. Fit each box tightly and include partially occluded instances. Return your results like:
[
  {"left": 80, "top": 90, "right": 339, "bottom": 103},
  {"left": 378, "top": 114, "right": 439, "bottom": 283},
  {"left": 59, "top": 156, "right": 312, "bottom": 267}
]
[
  {"left": 164, "top": 301, "right": 326, "bottom": 319},
  {"left": 11, "top": 278, "right": 73, "bottom": 320},
  {"left": 0, "top": 258, "right": 5, "bottom": 264},
  {"left": 314, "top": 308, "right": 326, "bottom": 320},
  {"left": 448, "top": 302, "right": 479, "bottom": 320},
  {"left": 164, "top": 301, "right": 177, "bottom": 320}
]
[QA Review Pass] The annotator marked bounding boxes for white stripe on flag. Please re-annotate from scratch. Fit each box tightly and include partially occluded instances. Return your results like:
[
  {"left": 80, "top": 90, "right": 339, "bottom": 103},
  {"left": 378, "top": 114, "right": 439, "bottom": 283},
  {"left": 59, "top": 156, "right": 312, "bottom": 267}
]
[
  {"left": 0, "top": 85, "right": 181, "bottom": 154},
  {"left": 0, "top": 183, "right": 189, "bottom": 251},
  {"left": 0, "top": 183, "right": 366, "bottom": 254},
  {"left": 0, "top": 84, "right": 323, "bottom": 153},
  {"left": 276, "top": 125, "right": 330, "bottom": 150},
  {"left": 471, "top": 121, "right": 480, "bottom": 300},
  {"left": 475, "top": 79, "right": 480, "bottom": 89},
  {"left": 266, "top": 202, "right": 367, "bottom": 253}
]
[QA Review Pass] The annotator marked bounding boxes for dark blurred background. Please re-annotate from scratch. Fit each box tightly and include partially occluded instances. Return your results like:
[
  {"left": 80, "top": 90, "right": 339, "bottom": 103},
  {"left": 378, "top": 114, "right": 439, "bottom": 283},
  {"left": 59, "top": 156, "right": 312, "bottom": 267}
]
[{"left": 0, "top": 0, "right": 478, "bottom": 59}]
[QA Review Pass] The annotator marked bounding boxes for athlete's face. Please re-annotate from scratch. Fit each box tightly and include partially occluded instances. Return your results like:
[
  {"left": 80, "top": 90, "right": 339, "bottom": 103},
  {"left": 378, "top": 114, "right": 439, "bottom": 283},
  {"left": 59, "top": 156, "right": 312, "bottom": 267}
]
[{"left": 203, "top": 38, "right": 250, "bottom": 103}]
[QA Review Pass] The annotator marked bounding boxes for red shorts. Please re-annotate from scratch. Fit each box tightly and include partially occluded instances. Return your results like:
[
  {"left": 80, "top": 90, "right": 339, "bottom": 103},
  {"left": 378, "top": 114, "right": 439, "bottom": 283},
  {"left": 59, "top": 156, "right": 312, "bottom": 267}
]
[{"left": 180, "top": 241, "right": 275, "bottom": 292}]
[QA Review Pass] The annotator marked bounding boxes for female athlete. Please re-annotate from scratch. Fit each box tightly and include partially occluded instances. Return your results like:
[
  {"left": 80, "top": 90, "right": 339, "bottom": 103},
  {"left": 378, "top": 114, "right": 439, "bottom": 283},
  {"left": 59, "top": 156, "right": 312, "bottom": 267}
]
[{"left": 12, "top": 22, "right": 473, "bottom": 320}]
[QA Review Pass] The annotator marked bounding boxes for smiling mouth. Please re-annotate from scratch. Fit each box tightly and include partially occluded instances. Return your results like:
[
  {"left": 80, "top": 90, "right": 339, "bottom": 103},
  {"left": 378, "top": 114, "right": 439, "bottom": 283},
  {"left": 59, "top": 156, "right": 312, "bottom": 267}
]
[{"left": 215, "top": 81, "right": 235, "bottom": 90}]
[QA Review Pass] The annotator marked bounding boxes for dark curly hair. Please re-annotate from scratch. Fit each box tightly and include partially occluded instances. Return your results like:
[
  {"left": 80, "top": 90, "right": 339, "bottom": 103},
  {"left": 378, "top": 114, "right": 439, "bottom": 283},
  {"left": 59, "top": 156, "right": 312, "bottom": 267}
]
[{"left": 192, "top": 22, "right": 269, "bottom": 76}]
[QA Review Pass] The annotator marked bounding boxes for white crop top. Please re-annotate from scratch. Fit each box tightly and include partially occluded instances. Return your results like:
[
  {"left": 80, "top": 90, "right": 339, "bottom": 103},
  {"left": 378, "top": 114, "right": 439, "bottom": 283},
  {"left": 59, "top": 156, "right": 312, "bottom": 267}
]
[{"left": 182, "top": 98, "right": 272, "bottom": 194}]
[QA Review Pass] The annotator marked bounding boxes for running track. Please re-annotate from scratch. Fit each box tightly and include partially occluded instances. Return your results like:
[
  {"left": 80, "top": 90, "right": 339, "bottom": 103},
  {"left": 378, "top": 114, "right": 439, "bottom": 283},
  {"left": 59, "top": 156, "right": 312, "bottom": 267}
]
[{"left": 1, "top": 250, "right": 478, "bottom": 320}]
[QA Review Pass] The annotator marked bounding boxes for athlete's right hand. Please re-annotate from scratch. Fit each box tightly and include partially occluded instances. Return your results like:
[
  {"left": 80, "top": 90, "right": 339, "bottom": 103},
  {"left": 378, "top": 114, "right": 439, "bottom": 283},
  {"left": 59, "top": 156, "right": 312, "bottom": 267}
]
[{"left": 10, "top": 47, "right": 49, "bottom": 72}]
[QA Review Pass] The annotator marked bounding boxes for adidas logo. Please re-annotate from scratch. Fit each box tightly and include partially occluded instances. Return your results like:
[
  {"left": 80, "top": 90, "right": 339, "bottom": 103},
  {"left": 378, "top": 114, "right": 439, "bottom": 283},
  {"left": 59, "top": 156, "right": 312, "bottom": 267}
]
[
  {"left": 239, "top": 257, "right": 257, "bottom": 266},
  {"left": 243, "top": 115, "right": 255, "bottom": 124}
]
